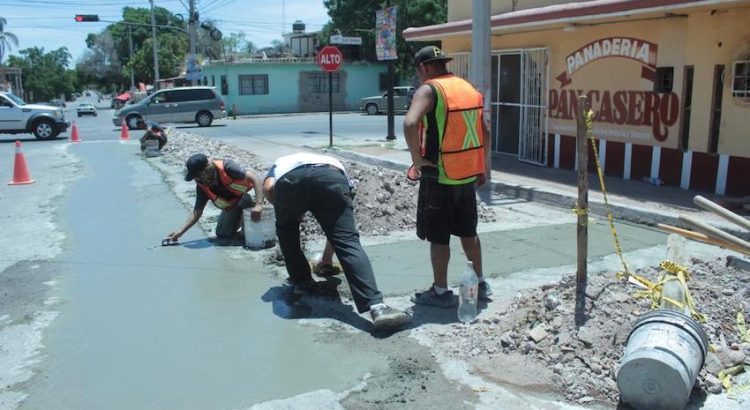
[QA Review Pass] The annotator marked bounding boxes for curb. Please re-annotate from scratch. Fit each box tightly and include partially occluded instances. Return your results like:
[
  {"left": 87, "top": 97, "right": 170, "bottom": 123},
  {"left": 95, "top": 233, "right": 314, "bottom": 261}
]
[{"left": 326, "top": 147, "right": 749, "bottom": 240}]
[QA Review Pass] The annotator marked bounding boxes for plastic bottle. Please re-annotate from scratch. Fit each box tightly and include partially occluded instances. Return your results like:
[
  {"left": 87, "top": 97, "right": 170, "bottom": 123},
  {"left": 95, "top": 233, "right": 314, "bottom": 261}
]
[{"left": 458, "top": 261, "right": 479, "bottom": 323}]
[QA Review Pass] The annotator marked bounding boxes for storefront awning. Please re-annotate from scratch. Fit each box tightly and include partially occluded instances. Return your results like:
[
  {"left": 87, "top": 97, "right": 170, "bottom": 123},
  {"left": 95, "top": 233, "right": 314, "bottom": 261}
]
[{"left": 403, "top": 0, "right": 748, "bottom": 41}]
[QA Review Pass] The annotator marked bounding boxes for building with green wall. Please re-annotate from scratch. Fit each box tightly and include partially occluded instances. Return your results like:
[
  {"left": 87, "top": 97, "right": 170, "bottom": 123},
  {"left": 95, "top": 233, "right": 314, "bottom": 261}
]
[{"left": 200, "top": 58, "right": 388, "bottom": 115}]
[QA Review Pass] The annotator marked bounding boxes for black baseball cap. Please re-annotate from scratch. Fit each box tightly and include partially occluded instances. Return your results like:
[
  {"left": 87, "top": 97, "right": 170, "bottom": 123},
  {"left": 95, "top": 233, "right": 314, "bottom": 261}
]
[
  {"left": 413, "top": 45, "right": 453, "bottom": 65},
  {"left": 185, "top": 153, "right": 208, "bottom": 181},
  {"left": 147, "top": 121, "right": 164, "bottom": 131}
]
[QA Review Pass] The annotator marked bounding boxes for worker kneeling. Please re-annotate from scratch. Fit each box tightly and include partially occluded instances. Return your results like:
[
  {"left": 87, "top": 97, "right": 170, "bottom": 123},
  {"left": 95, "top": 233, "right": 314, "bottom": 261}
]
[
  {"left": 165, "top": 153, "right": 264, "bottom": 243},
  {"left": 140, "top": 121, "right": 168, "bottom": 157}
]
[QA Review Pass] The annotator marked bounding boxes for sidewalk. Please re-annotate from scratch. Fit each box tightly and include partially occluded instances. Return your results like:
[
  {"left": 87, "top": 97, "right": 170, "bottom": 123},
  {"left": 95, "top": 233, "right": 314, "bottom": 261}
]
[{"left": 326, "top": 138, "right": 749, "bottom": 239}]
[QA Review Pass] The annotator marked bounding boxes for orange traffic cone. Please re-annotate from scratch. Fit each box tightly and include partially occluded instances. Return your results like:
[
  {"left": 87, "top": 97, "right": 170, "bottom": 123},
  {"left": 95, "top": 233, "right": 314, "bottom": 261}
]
[
  {"left": 70, "top": 121, "right": 81, "bottom": 143},
  {"left": 8, "top": 140, "right": 35, "bottom": 185},
  {"left": 120, "top": 119, "right": 130, "bottom": 140}
]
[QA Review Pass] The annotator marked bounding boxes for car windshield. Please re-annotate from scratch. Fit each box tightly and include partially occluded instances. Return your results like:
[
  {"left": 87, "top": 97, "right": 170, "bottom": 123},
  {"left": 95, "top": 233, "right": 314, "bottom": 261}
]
[{"left": 7, "top": 93, "right": 26, "bottom": 106}]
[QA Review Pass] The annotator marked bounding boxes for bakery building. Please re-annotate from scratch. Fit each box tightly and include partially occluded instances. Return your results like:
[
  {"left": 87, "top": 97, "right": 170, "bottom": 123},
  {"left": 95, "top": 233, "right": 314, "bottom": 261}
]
[{"left": 404, "top": 0, "right": 750, "bottom": 196}]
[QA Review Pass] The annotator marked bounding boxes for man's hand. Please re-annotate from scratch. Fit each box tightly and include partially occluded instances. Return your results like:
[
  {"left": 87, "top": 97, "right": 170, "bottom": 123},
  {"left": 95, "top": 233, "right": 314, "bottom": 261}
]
[
  {"left": 166, "top": 231, "right": 182, "bottom": 243},
  {"left": 250, "top": 203, "right": 263, "bottom": 222}
]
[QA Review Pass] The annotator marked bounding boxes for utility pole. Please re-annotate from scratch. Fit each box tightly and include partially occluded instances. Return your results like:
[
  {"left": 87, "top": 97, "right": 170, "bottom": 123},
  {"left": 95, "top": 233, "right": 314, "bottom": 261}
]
[
  {"left": 189, "top": 0, "right": 198, "bottom": 85},
  {"left": 385, "top": 0, "right": 396, "bottom": 141},
  {"left": 471, "top": 0, "right": 491, "bottom": 181},
  {"left": 128, "top": 26, "right": 135, "bottom": 90},
  {"left": 150, "top": 0, "right": 160, "bottom": 84}
]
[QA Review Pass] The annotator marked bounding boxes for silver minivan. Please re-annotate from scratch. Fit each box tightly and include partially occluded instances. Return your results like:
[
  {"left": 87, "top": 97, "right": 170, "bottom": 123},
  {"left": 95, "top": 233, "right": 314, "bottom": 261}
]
[{"left": 113, "top": 86, "right": 226, "bottom": 129}]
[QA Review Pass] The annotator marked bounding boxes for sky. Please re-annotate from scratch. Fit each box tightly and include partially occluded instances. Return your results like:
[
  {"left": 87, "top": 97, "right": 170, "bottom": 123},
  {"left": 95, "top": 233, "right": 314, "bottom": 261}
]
[{"left": 1, "top": 0, "right": 330, "bottom": 64}]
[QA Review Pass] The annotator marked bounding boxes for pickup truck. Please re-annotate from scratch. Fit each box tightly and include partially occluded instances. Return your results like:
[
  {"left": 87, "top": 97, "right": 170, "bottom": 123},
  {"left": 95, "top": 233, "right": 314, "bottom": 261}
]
[{"left": 0, "top": 91, "right": 70, "bottom": 139}]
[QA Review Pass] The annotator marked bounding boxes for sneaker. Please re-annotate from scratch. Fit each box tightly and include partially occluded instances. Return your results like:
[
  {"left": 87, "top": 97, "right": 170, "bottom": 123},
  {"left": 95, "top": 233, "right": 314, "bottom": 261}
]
[
  {"left": 478, "top": 281, "right": 493, "bottom": 301},
  {"left": 410, "top": 286, "right": 457, "bottom": 308},
  {"left": 370, "top": 305, "right": 411, "bottom": 330}
]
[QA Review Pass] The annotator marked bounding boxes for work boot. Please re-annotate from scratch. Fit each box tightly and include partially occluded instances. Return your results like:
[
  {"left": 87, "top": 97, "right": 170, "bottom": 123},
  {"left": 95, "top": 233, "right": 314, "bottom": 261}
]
[
  {"left": 410, "top": 285, "right": 457, "bottom": 308},
  {"left": 370, "top": 304, "right": 411, "bottom": 330}
]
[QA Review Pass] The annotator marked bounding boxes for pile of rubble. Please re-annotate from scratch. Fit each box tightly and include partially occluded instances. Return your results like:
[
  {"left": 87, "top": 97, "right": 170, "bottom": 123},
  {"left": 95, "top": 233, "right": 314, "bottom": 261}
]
[
  {"left": 433, "top": 256, "right": 750, "bottom": 406},
  {"left": 160, "top": 132, "right": 496, "bottom": 241}
]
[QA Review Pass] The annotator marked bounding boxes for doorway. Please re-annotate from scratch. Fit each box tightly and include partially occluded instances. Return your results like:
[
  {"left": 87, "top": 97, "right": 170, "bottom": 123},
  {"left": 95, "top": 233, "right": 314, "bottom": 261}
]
[{"left": 491, "top": 49, "right": 549, "bottom": 165}]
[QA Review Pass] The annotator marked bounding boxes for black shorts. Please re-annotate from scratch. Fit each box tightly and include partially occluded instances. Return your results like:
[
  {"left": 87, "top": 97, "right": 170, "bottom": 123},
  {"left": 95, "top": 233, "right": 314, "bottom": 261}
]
[{"left": 416, "top": 175, "right": 478, "bottom": 245}]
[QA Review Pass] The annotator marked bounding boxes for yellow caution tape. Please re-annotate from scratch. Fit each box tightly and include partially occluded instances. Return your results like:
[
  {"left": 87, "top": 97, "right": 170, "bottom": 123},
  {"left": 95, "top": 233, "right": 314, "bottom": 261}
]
[
  {"left": 584, "top": 109, "right": 708, "bottom": 322},
  {"left": 585, "top": 109, "right": 630, "bottom": 279},
  {"left": 619, "top": 260, "right": 706, "bottom": 322}
]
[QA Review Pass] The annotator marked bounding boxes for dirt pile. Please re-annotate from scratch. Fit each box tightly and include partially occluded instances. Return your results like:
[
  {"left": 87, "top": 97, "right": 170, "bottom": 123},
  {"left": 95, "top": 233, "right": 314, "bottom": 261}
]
[
  {"left": 431, "top": 256, "right": 750, "bottom": 406},
  {"left": 161, "top": 131, "right": 496, "bottom": 241}
]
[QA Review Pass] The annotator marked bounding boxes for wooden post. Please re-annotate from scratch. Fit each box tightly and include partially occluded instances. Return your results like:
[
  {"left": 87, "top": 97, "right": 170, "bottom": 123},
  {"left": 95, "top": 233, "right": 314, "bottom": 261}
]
[{"left": 575, "top": 95, "right": 591, "bottom": 327}]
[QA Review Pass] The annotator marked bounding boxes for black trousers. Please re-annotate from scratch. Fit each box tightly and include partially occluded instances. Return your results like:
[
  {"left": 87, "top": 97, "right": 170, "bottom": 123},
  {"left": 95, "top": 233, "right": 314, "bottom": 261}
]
[{"left": 273, "top": 165, "right": 383, "bottom": 313}]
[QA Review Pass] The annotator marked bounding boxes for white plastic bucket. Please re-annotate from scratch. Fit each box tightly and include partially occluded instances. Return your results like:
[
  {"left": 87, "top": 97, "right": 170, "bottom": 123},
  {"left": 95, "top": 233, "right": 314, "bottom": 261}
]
[
  {"left": 243, "top": 204, "right": 276, "bottom": 249},
  {"left": 616, "top": 310, "right": 708, "bottom": 410},
  {"left": 144, "top": 140, "right": 161, "bottom": 157}
]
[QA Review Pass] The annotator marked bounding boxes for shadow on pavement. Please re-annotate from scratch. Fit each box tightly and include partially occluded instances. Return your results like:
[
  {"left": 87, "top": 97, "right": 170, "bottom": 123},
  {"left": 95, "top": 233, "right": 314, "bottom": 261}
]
[{"left": 260, "top": 277, "right": 416, "bottom": 338}]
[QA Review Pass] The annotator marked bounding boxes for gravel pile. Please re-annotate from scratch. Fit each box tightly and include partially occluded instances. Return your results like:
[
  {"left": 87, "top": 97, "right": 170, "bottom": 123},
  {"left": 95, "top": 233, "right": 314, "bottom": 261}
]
[
  {"left": 160, "top": 131, "right": 496, "bottom": 241},
  {"left": 432, "top": 256, "right": 750, "bottom": 406}
]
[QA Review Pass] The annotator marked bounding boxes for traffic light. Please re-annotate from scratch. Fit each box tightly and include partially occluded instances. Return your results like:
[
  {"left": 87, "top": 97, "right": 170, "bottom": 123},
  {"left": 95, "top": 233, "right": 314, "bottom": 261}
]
[{"left": 74, "top": 15, "right": 99, "bottom": 22}]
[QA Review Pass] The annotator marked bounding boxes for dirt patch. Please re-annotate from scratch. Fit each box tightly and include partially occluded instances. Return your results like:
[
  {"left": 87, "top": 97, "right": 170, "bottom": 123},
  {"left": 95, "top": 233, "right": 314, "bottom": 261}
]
[{"left": 430, "top": 256, "right": 750, "bottom": 407}]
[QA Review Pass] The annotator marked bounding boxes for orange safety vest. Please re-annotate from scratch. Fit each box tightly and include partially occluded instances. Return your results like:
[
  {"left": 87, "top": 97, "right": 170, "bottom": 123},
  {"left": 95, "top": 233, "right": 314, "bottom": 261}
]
[
  {"left": 196, "top": 160, "right": 253, "bottom": 209},
  {"left": 423, "top": 75, "right": 485, "bottom": 183}
]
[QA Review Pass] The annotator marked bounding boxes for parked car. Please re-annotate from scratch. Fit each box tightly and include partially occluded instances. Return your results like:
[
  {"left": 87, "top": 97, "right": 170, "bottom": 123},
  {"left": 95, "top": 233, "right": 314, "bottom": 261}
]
[
  {"left": 112, "top": 86, "right": 226, "bottom": 129},
  {"left": 76, "top": 103, "right": 97, "bottom": 117},
  {"left": 359, "top": 86, "right": 415, "bottom": 115},
  {"left": 0, "top": 92, "right": 69, "bottom": 139}
]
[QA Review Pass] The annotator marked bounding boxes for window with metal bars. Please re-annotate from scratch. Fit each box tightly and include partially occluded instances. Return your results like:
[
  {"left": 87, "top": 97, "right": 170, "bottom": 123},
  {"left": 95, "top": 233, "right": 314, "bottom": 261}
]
[
  {"left": 239, "top": 74, "right": 269, "bottom": 95},
  {"left": 309, "top": 73, "right": 340, "bottom": 94}
]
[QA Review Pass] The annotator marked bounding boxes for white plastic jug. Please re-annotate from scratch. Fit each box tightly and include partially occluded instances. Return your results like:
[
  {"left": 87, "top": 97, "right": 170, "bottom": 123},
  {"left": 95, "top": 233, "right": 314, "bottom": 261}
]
[{"left": 243, "top": 204, "right": 276, "bottom": 249}]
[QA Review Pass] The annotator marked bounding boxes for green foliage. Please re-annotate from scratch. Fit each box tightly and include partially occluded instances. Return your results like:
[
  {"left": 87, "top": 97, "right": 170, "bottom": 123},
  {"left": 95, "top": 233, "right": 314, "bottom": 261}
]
[
  {"left": 321, "top": 0, "right": 446, "bottom": 81},
  {"left": 0, "top": 16, "right": 20, "bottom": 65},
  {"left": 7, "top": 47, "right": 78, "bottom": 101},
  {"left": 77, "top": 6, "right": 189, "bottom": 90}
]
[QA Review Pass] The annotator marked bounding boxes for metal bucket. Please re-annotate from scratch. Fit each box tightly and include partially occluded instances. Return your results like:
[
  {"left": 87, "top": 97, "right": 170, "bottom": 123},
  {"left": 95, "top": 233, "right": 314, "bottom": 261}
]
[
  {"left": 243, "top": 204, "right": 276, "bottom": 249},
  {"left": 617, "top": 309, "right": 708, "bottom": 410}
]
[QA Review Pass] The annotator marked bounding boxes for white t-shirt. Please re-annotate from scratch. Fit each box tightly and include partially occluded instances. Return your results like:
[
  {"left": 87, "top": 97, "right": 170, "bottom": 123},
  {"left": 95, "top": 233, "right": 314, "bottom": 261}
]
[{"left": 266, "top": 153, "right": 352, "bottom": 187}]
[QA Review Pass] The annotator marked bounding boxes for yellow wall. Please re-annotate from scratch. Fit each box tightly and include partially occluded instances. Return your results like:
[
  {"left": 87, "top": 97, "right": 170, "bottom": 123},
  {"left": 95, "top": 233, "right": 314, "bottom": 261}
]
[{"left": 441, "top": 6, "right": 750, "bottom": 157}]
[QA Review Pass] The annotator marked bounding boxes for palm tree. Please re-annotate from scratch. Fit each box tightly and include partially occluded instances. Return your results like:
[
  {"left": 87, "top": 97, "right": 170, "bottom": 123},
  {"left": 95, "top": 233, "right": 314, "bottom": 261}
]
[{"left": 0, "top": 17, "right": 20, "bottom": 65}]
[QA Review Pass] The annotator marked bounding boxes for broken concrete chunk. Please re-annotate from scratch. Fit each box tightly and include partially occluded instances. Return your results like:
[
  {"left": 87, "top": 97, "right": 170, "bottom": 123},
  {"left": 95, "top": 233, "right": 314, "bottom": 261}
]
[
  {"left": 716, "top": 347, "right": 746, "bottom": 368},
  {"left": 704, "top": 352, "right": 723, "bottom": 376},
  {"left": 529, "top": 325, "right": 549, "bottom": 343},
  {"left": 704, "top": 374, "right": 723, "bottom": 394},
  {"left": 577, "top": 326, "right": 596, "bottom": 347}
]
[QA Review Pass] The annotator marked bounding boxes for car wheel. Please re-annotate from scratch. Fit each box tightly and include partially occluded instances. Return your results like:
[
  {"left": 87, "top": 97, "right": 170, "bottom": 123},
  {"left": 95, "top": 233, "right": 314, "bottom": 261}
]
[
  {"left": 366, "top": 103, "right": 379, "bottom": 115},
  {"left": 196, "top": 111, "right": 213, "bottom": 127},
  {"left": 126, "top": 114, "right": 143, "bottom": 130},
  {"left": 32, "top": 119, "right": 58, "bottom": 140},
  {"left": 94, "top": 113, "right": 97, "bottom": 117},
  {"left": 77, "top": 113, "right": 82, "bottom": 118}
]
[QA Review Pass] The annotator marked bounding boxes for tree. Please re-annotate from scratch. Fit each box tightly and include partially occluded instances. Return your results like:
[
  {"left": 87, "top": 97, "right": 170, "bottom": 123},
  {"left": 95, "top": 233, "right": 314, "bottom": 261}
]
[
  {"left": 76, "top": 6, "right": 189, "bottom": 88},
  {"left": 7, "top": 47, "right": 78, "bottom": 101},
  {"left": 321, "top": 0, "right": 447, "bottom": 79},
  {"left": 0, "top": 17, "right": 20, "bottom": 65}
]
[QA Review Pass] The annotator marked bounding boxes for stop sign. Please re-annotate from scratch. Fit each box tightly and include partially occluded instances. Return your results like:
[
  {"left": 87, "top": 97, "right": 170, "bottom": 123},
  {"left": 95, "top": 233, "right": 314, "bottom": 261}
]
[{"left": 317, "top": 46, "right": 343, "bottom": 72}]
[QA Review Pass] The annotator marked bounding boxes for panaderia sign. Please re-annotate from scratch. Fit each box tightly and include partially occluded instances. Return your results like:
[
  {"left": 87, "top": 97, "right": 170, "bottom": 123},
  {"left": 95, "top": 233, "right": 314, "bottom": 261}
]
[{"left": 548, "top": 37, "right": 680, "bottom": 145}]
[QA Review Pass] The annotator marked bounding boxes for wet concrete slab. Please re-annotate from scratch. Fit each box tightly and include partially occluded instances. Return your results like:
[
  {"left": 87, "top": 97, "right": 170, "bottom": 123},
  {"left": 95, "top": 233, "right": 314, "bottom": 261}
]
[
  {"left": 363, "top": 222, "right": 666, "bottom": 297},
  {"left": 17, "top": 142, "right": 386, "bottom": 410}
]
